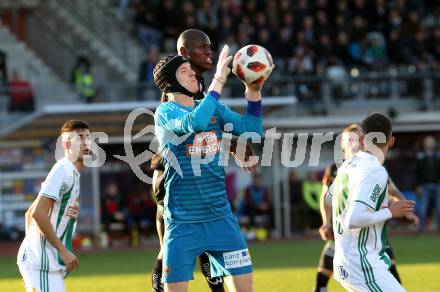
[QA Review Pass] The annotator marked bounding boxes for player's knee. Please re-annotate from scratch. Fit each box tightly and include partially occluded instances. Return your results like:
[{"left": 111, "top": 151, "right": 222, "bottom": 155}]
[
  {"left": 164, "top": 282, "right": 188, "bottom": 292},
  {"left": 225, "top": 273, "right": 253, "bottom": 292}
]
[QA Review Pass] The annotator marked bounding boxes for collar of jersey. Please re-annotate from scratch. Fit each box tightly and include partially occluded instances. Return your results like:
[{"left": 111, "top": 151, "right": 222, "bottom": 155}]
[
  {"left": 356, "top": 150, "right": 378, "bottom": 161},
  {"left": 62, "top": 157, "right": 80, "bottom": 175}
]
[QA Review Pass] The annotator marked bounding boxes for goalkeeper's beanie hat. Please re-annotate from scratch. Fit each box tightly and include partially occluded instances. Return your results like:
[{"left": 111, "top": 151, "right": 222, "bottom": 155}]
[{"left": 153, "top": 55, "right": 196, "bottom": 99}]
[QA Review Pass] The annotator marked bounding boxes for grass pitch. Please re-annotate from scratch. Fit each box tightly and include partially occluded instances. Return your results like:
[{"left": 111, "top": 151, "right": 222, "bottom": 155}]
[{"left": 1, "top": 235, "right": 439, "bottom": 291}]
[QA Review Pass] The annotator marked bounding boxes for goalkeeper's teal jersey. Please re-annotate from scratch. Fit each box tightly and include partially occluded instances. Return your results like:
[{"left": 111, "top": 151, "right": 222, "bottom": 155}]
[{"left": 154, "top": 92, "right": 262, "bottom": 223}]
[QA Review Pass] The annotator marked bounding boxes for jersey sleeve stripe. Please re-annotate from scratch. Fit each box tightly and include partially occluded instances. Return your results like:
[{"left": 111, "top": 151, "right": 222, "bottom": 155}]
[{"left": 354, "top": 200, "right": 375, "bottom": 210}]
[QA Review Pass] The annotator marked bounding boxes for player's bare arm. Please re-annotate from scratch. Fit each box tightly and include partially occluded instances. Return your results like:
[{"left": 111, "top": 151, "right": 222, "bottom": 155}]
[
  {"left": 32, "top": 195, "right": 79, "bottom": 272},
  {"left": 319, "top": 185, "right": 333, "bottom": 241},
  {"left": 24, "top": 200, "right": 37, "bottom": 234}
]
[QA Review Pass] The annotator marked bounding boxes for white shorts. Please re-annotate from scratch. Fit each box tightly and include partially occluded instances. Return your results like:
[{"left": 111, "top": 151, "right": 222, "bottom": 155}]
[
  {"left": 339, "top": 272, "right": 405, "bottom": 292},
  {"left": 18, "top": 264, "right": 65, "bottom": 292}
]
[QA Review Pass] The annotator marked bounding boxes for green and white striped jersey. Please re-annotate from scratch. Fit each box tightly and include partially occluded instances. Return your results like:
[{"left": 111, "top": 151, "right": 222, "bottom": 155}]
[
  {"left": 17, "top": 157, "right": 80, "bottom": 271},
  {"left": 330, "top": 151, "right": 391, "bottom": 286}
]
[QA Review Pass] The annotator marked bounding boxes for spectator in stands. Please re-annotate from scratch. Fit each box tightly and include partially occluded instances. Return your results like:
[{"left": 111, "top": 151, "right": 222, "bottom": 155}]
[
  {"left": 137, "top": 46, "right": 159, "bottom": 100},
  {"left": 410, "top": 29, "right": 432, "bottom": 70},
  {"left": 274, "top": 28, "right": 294, "bottom": 73},
  {"left": 8, "top": 70, "right": 35, "bottom": 112},
  {"left": 243, "top": 173, "right": 271, "bottom": 228},
  {"left": 101, "top": 182, "right": 126, "bottom": 234},
  {"left": 156, "top": 0, "right": 180, "bottom": 50},
  {"left": 133, "top": 4, "right": 162, "bottom": 51},
  {"left": 196, "top": 0, "right": 219, "bottom": 45},
  {"left": 334, "top": 32, "right": 351, "bottom": 67},
  {"left": 216, "top": 14, "right": 235, "bottom": 47},
  {"left": 290, "top": 31, "right": 314, "bottom": 75},
  {"left": 126, "top": 183, "right": 155, "bottom": 239},
  {"left": 122, "top": 0, "right": 439, "bottom": 74},
  {"left": 386, "top": 29, "right": 410, "bottom": 65},
  {"left": 415, "top": 136, "right": 440, "bottom": 233},
  {"left": 363, "top": 32, "right": 387, "bottom": 69},
  {"left": 70, "top": 56, "right": 95, "bottom": 103}
]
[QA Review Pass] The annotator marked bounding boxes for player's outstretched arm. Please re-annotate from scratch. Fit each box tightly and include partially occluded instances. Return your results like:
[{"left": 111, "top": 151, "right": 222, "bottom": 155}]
[
  {"left": 156, "top": 91, "right": 223, "bottom": 134},
  {"left": 216, "top": 79, "right": 264, "bottom": 137},
  {"left": 155, "top": 45, "right": 233, "bottom": 135},
  {"left": 32, "top": 195, "right": 79, "bottom": 272}
]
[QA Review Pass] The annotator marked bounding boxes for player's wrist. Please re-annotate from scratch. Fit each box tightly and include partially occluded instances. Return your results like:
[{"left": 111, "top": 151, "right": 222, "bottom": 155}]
[
  {"left": 245, "top": 89, "right": 261, "bottom": 101},
  {"left": 213, "top": 73, "right": 226, "bottom": 85},
  {"left": 208, "top": 78, "right": 225, "bottom": 95},
  {"left": 383, "top": 207, "right": 393, "bottom": 219},
  {"left": 57, "top": 244, "right": 69, "bottom": 255}
]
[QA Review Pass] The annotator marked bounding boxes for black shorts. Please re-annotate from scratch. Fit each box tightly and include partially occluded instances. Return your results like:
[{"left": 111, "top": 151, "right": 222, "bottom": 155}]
[{"left": 318, "top": 241, "right": 335, "bottom": 272}]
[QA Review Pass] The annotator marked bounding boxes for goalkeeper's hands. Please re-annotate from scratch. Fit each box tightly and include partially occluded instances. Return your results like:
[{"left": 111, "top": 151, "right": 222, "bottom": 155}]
[{"left": 208, "top": 45, "right": 232, "bottom": 94}]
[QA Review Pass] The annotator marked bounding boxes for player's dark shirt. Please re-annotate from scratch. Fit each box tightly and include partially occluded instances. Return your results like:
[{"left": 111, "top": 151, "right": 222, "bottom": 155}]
[{"left": 193, "top": 75, "right": 206, "bottom": 100}]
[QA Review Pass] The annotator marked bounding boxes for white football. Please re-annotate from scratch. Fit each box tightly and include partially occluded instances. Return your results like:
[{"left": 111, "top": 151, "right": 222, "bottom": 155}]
[{"left": 232, "top": 44, "right": 275, "bottom": 85}]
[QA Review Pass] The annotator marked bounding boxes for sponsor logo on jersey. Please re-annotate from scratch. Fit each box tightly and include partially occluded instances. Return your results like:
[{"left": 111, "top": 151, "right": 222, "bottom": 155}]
[
  {"left": 186, "top": 131, "right": 221, "bottom": 157},
  {"left": 66, "top": 205, "right": 79, "bottom": 220},
  {"left": 338, "top": 265, "right": 349, "bottom": 280},
  {"left": 370, "top": 184, "right": 381, "bottom": 202},
  {"left": 223, "top": 249, "right": 252, "bottom": 269}
]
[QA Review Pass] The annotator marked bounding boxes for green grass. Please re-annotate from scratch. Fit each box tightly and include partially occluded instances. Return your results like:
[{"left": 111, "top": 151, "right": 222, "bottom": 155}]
[{"left": 1, "top": 235, "right": 439, "bottom": 291}]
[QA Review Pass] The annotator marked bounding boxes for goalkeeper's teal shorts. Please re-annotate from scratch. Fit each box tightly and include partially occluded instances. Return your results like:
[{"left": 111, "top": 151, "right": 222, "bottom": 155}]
[{"left": 162, "top": 212, "right": 253, "bottom": 283}]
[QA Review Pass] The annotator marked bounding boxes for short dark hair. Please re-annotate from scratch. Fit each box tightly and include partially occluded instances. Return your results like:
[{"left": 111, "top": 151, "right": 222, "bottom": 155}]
[
  {"left": 361, "top": 113, "right": 392, "bottom": 146},
  {"left": 60, "top": 120, "right": 89, "bottom": 135}
]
